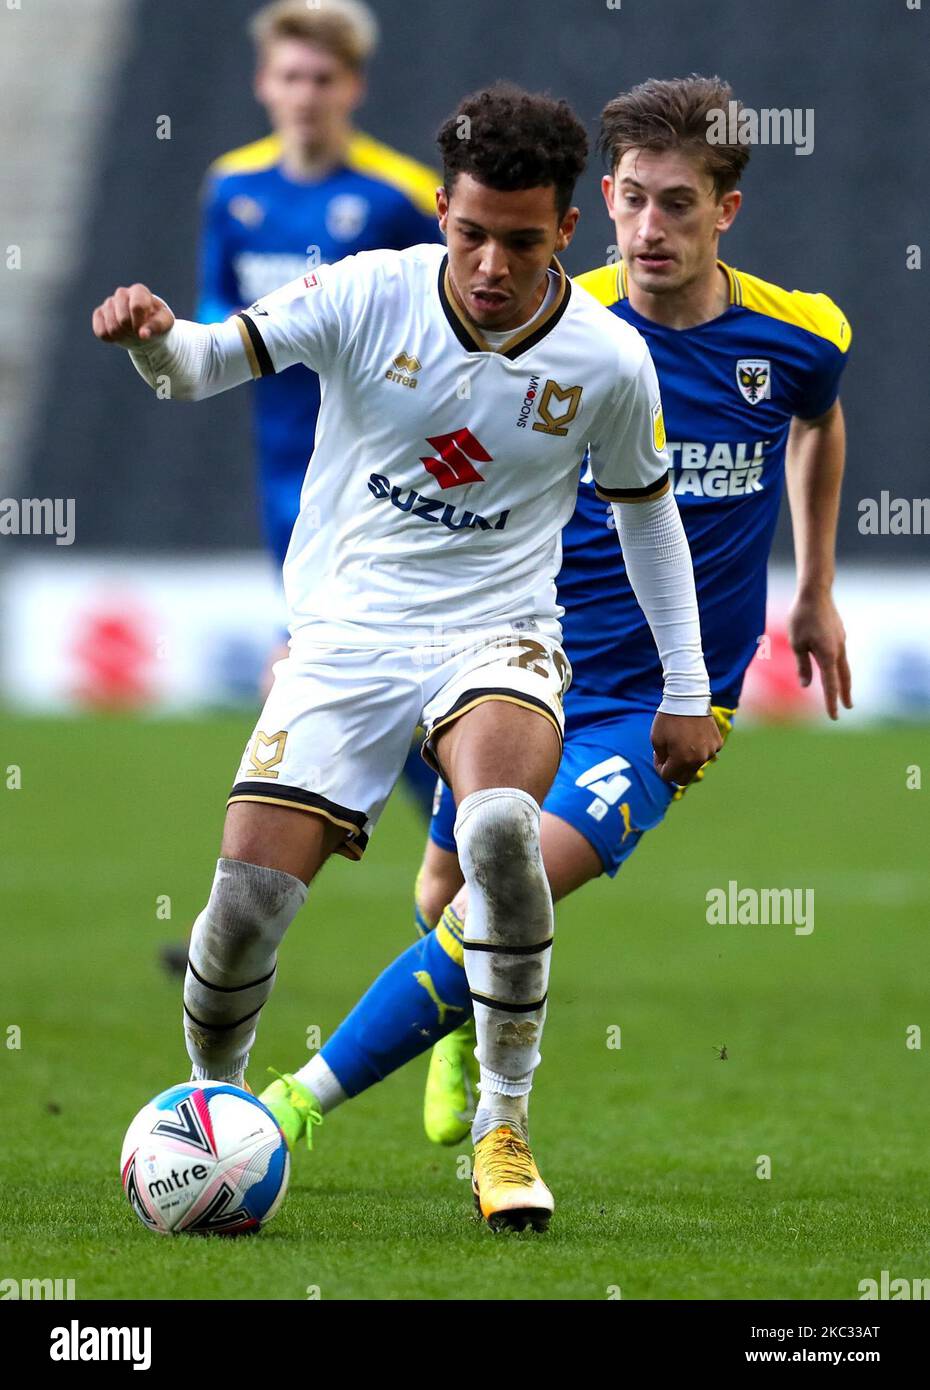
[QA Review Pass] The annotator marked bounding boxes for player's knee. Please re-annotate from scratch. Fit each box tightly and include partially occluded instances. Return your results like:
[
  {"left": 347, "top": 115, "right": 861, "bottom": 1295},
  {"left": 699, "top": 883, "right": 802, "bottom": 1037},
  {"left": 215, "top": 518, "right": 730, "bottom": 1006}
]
[
  {"left": 415, "top": 860, "right": 462, "bottom": 929},
  {"left": 449, "top": 884, "right": 469, "bottom": 924},
  {"left": 454, "top": 788, "right": 549, "bottom": 935},
  {"left": 198, "top": 858, "right": 307, "bottom": 974}
]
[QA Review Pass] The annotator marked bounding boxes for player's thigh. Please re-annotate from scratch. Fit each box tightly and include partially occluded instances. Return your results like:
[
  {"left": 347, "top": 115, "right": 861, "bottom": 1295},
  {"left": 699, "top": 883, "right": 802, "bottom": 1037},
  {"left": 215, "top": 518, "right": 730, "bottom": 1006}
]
[
  {"left": 422, "top": 628, "right": 569, "bottom": 804},
  {"left": 226, "top": 643, "right": 421, "bottom": 881},
  {"left": 437, "top": 699, "right": 561, "bottom": 804},
  {"left": 221, "top": 800, "right": 345, "bottom": 886}
]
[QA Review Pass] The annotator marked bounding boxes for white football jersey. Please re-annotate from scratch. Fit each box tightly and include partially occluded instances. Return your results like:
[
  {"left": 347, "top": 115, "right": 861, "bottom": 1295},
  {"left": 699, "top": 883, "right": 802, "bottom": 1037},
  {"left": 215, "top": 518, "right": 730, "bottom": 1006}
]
[{"left": 235, "top": 243, "right": 669, "bottom": 644}]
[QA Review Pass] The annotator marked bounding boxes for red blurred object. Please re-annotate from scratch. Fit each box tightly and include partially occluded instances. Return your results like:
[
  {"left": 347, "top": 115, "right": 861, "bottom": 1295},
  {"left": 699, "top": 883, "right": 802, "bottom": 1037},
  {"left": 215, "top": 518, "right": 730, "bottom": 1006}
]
[
  {"left": 740, "top": 622, "right": 820, "bottom": 721},
  {"left": 70, "top": 604, "right": 157, "bottom": 708}
]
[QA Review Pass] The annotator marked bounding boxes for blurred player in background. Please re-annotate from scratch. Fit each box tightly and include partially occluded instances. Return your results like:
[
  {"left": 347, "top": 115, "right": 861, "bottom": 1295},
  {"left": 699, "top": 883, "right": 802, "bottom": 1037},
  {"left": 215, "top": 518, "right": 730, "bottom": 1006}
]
[
  {"left": 202, "top": 0, "right": 442, "bottom": 793},
  {"left": 161, "top": 0, "right": 443, "bottom": 978},
  {"left": 260, "top": 75, "right": 852, "bottom": 1182}
]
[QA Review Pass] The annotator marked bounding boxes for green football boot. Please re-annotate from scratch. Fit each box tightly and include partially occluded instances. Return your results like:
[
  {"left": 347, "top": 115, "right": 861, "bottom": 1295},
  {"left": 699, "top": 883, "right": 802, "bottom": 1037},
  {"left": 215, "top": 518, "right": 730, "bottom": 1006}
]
[
  {"left": 259, "top": 1070, "right": 323, "bottom": 1153},
  {"left": 423, "top": 1017, "right": 479, "bottom": 1146}
]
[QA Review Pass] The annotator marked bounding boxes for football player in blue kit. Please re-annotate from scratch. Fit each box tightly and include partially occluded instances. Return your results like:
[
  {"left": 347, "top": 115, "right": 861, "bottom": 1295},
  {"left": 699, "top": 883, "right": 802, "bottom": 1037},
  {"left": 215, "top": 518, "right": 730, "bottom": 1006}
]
[
  {"left": 199, "top": 0, "right": 442, "bottom": 570},
  {"left": 259, "top": 74, "right": 853, "bottom": 1180}
]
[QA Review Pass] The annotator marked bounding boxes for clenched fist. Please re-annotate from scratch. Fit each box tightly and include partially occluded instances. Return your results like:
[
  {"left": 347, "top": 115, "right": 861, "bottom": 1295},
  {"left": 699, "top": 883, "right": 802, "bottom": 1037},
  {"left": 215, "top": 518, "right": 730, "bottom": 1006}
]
[
  {"left": 92, "top": 283, "right": 174, "bottom": 347},
  {"left": 651, "top": 711, "right": 723, "bottom": 787}
]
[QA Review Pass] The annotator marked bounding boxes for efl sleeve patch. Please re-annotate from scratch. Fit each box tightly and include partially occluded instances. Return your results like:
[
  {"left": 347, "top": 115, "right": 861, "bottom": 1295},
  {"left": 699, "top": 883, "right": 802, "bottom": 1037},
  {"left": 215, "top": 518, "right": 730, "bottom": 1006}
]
[{"left": 652, "top": 398, "right": 666, "bottom": 453}]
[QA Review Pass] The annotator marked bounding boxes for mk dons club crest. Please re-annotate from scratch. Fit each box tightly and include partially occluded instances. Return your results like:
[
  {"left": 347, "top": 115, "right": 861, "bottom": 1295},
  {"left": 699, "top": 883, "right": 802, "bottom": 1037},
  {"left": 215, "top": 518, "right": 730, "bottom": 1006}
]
[
  {"left": 531, "top": 380, "right": 584, "bottom": 437},
  {"left": 247, "top": 730, "right": 288, "bottom": 779},
  {"left": 736, "top": 359, "right": 772, "bottom": 405}
]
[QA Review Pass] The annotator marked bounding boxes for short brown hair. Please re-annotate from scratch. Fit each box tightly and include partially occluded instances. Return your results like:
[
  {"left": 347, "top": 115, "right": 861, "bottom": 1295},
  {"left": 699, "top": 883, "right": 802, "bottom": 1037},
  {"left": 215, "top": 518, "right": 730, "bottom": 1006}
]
[
  {"left": 249, "top": 0, "right": 378, "bottom": 72},
  {"left": 598, "top": 75, "right": 750, "bottom": 198}
]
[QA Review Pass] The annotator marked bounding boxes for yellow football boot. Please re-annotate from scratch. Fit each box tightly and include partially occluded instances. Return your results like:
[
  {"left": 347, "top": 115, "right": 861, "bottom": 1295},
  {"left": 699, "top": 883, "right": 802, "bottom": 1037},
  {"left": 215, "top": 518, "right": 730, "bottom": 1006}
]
[
  {"left": 471, "top": 1125, "right": 554, "bottom": 1233},
  {"left": 424, "top": 1018, "right": 479, "bottom": 1146}
]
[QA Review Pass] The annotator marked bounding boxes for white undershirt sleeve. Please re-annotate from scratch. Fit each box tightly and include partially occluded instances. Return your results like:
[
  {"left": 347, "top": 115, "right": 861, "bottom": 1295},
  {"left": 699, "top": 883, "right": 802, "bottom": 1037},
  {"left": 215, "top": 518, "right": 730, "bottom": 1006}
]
[
  {"left": 127, "top": 316, "right": 254, "bottom": 401},
  {"left": 611, "top": 492, "right": 712, "bottom": 716}
]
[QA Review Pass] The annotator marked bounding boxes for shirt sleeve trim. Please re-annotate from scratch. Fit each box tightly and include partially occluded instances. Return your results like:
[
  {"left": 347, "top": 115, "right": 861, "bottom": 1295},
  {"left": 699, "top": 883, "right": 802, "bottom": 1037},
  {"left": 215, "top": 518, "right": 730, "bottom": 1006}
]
[
  {"left": 596, "top": 473, "right": 670, "bottom": 502},
  {"left": 235, "top": 312, "right": 275, "bottom": 378}
]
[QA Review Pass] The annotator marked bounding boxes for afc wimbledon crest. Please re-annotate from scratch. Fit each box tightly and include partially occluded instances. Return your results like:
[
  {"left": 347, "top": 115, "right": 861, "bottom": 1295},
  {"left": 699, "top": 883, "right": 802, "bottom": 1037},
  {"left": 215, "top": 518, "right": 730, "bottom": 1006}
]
[
  {"left": 326, "top": 194, "right": 370, "bottom": 241},
  {"left": 736, "top": 359, "right": 771, "bottom": 405}
]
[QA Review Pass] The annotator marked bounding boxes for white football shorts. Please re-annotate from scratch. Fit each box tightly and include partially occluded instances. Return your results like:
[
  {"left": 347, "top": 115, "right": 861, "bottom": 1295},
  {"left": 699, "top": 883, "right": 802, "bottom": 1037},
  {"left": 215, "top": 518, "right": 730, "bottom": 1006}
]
[{"left": 227, "top": 623, "right": 571, "bottom": 859}]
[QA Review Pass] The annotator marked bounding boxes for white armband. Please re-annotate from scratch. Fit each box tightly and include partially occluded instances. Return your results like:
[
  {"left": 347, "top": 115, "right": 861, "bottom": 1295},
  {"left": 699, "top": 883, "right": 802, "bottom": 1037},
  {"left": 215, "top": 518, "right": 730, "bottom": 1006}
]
[{"left": 611, "top": 492, "right": 711, "bottom": 716}]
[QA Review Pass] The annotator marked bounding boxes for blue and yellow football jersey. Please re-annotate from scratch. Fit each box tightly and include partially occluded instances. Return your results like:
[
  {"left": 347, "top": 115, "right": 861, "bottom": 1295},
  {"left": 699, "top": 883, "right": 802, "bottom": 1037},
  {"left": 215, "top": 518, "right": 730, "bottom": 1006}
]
[
  {"left": 198, "top": 131, "right": 443, "bottom": 562},
  {"left": 560, "top": 259, "right": 851, "bottom": 731}
]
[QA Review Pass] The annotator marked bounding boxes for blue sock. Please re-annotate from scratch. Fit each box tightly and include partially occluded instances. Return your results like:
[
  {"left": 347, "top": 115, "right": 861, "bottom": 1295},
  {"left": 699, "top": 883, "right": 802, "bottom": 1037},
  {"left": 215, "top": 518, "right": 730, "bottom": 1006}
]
[
  {"left": 322, "top": 905, "right": 472, "bottom": 1097},
  {"left": 400, "top": 744, "right": 437, "bottom": 821}
]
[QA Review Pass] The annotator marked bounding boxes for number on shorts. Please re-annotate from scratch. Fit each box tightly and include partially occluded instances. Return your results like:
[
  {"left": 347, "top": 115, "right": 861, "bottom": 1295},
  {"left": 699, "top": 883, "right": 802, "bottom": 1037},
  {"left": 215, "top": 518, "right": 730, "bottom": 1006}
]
[{"left": 506, "top": 639, "right": 571, "bottom": 694}]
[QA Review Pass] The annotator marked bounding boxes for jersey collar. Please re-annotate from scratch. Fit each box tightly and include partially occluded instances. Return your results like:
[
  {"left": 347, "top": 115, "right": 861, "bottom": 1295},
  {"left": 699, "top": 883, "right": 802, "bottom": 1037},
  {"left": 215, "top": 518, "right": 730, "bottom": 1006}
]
[
  {"left": 616, "top": 258, "right": 742, "bottom": 305},
  {"left": 437, "top": 254, "right": 571, "bottom": 360}
]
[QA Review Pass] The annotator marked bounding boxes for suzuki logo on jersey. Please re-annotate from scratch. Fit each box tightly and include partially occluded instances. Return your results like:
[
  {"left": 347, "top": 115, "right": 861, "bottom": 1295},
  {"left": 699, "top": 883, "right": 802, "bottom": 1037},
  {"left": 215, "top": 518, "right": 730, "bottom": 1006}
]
[
  {"left": 420, "top": 429, "right": 492, "bottom": 489},
  {"left": 736, "top": 359, "right": 771, "bottom": 404},
  {"left": 367, "top": 474, "right": 509, "bottom": 533}
]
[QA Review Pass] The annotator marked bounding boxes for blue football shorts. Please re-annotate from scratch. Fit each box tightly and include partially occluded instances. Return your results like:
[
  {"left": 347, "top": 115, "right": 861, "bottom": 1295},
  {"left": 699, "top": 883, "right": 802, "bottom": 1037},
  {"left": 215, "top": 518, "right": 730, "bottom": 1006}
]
[{"left": 429, "top": 707, "right": 734, "bottom": 877}]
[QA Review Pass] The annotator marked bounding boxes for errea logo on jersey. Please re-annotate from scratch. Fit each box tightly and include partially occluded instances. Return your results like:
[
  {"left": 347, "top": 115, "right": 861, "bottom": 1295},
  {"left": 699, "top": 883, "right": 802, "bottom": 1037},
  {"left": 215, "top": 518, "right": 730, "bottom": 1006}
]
[{"left": 385, "top": 352, "right": 421, "bottom": 389}]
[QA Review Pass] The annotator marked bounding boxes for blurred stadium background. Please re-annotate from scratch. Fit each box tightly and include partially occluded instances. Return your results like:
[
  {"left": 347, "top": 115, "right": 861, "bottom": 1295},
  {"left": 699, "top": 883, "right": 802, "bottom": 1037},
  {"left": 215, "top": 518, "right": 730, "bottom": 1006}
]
[
  {"left": 1, "top": 0, "right": 928, "bottom": 717},
  {"left": 2, "top": 0, "right": 928, "bottom": 1302}
]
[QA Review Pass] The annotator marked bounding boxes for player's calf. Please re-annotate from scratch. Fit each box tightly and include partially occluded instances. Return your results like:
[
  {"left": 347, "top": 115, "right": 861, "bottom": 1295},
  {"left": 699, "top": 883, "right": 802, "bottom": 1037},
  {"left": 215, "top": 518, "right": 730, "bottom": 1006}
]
[
  {"left": 183, "top": 858, "right": 307, "bottom": 1086},
  {"left": 454, "top": 787, "right": 553, "bottom": 1146}
]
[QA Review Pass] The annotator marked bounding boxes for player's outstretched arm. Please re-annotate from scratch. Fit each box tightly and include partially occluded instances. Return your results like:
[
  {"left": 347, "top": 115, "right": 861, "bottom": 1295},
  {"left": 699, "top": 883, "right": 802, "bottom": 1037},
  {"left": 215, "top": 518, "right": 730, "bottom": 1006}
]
[
  {"left": 785, "top": 400, "right": 853, "bottom": 720},
  {"left": 91, "top": 282, "right": 253, "bottom": 401},
  {"left": 591, "top": 344, "right": 720, "bottom": 785},
  {"left": 610, "top": 491, "right": 722, "bottom": 785}
]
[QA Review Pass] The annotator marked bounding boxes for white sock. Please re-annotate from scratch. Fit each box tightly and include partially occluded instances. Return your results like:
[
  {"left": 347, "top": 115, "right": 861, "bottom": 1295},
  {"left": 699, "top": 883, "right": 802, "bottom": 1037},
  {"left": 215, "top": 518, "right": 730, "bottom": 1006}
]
[
  {"left": 473, "top": 1073, "right": 529, "bottom": 1143},
  {"left": 190, "top": 1063, "right": 246, "bottom": 1088},
  {"left": 453, "top": 787, "right": 553, "bottom": 1147},
  {"left": 293, "top": 1053, "right": 348, "bottom": 1114},
  {"left": 183, "top": 858, "right": 307, "bottom": 1081}
]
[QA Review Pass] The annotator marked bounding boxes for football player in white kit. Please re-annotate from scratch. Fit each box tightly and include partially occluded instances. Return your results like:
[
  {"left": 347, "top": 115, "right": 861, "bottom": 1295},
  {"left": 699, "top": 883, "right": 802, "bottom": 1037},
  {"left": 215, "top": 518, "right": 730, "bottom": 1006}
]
[{"left": 93, "top": 83, "right": 721, "bottom": 1232}]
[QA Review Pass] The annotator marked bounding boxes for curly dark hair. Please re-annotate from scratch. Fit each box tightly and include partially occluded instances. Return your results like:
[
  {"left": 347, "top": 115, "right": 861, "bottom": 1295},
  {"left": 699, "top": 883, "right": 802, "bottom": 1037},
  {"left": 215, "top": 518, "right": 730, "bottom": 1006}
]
[{"left": 437, "top": 82, "right": 588, "bottom": 218}]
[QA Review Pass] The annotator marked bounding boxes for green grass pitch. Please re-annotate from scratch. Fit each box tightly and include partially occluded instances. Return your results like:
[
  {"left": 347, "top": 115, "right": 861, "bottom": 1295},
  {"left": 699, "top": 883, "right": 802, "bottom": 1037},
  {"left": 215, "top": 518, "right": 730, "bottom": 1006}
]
[{"left": 1, "top": 713, "right": 927, "bottom": 1300}]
